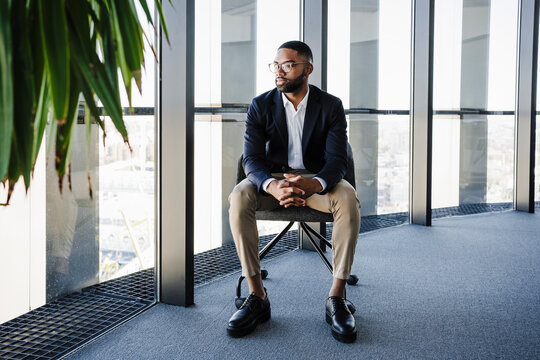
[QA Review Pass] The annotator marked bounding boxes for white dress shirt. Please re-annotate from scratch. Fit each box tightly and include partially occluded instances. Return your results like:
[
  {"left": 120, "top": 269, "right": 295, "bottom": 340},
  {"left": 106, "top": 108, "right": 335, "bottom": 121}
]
[{"left": 262, "top": 88, "right": 327, "bottom": 193}]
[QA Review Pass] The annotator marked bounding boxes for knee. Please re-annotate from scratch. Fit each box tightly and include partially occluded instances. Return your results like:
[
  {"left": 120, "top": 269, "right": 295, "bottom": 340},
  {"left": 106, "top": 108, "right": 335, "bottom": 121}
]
[
  {"left": 334, "top": 182, "right": 359, "bottom": 206},
  {"left": 331, "top": 182, "right": 360, "bottom": 218},
  {"left": 229, "top": 181, "right": 257, "bottom": 213}
]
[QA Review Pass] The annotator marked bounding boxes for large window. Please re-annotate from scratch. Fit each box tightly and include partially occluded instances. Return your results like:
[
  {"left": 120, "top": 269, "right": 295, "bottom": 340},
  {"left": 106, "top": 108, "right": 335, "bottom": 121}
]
[
  {"left": 432, "top": 0, "right": 518, "bottom": 210},
  {"left": 0, "top": 2, "right": 157, "bottom": 322},
  {"left": 327, "top": 0, "right": 412, "bottom": 216},
  {"left": 194, "top": 0, "right": 301, "bottom": 253}
]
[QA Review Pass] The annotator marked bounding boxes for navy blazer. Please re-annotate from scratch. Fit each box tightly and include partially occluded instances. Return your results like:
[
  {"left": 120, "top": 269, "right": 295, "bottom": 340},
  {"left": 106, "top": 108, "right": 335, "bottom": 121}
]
[{"left": 243, "top": 84, "right": 348, "bottom": 195}]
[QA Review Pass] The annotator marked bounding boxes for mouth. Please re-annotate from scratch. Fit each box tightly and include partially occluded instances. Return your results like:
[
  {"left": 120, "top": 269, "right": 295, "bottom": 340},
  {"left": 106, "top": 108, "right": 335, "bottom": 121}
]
[{"left": 276, "top": 78, "right": 287, "bottom": 85}]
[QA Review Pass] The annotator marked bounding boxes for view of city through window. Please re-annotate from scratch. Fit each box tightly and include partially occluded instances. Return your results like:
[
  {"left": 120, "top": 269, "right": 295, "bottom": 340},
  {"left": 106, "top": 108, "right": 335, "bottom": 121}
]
[
  {"left": 194, "top": 0, "right": 301, "bottom": 253},
  {"left": 432, "top": 0, "right": 517, "bottom": 208},
  {"left": 97, "top": 4, "right": 157, "bottom": 281},
  {"left": 98, "top": 117, "right": 155, "bottom": 281},
  {"left": 328, "top": 0, "right": 412, "bottom": 216}
]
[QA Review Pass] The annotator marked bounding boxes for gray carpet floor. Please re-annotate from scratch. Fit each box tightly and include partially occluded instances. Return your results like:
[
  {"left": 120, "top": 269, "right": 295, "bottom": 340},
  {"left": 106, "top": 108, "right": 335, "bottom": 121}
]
[{"left": 67, "top": 211, "right": 540, "bottom": 360}]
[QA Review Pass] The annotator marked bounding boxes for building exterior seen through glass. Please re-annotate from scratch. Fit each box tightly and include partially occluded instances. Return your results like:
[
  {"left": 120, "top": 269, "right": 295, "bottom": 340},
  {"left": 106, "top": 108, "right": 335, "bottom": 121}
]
[
  {"left": 432, "top": 0, "right": 517, "bottom": 209},
  {"left": 194, "top": 0, "right": 301, "bottom": 254},
  {"left": 0, "top": 1, "right": 157, "bottom": 323},
  {"left": 327, "top": 0, "right": 412, "bottom": 217}
]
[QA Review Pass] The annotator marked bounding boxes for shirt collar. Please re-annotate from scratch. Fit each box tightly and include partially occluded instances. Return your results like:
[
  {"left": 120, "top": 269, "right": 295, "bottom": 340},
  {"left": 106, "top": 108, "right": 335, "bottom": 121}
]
[{"left": 282, "top": 87, "right": 310, "bottom": 111}]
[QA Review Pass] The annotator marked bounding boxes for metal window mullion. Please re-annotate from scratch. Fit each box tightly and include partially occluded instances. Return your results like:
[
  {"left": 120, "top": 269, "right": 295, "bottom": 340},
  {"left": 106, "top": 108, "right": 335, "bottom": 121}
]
[
  {"left": 409, "top": 0, "right": 434, "bottom": 226},
  {"left": 301, "top": 0, "right": 328, "bottom": 251},
  {"left": 515, "top": 0, "right": 539, "bottom": 213},
  {"left": 303, "top": 0, "right": 327, "bottom": 90},
  {"left": 158, "top": 0, "right": 195, "bottom": 306}
]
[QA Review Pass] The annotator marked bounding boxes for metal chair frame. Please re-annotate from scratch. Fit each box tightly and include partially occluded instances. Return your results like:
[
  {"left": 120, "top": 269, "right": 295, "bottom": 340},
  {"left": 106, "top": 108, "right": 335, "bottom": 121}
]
[{"left": 234, "top": 144, "right": 358, "bottom": 309}]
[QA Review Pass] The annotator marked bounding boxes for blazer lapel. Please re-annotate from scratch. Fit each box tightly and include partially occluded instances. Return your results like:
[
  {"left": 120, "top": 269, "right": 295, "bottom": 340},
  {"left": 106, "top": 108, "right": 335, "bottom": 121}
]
[
  {"left": 302, "top": 85, "right": 321, "bottom": 153},
  {"left": 271, "top": 90, "right": 289, "bottom": 147}
]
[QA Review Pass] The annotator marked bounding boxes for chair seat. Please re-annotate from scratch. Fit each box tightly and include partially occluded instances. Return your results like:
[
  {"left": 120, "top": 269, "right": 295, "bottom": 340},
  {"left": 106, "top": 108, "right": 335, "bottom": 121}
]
[{"left": 256, "top": 207, "right": 334, "bottom": 222}]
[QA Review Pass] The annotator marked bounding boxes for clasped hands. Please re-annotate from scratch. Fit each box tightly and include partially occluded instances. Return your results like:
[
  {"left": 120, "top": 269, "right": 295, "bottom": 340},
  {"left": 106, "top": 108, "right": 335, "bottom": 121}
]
[{"left": 266, "top": 174, "right": 323, "bottom": 208}]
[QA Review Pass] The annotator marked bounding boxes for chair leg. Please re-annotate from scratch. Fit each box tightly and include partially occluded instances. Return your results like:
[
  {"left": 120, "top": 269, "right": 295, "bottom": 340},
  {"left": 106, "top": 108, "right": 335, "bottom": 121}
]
[
  {"left": 302, "top": 223, "right": 359, "bottom": 286},
  {"left": 258, "top": 221, "right": 295, "bottom": 260},
  {"left": 299, "top": 222, "right": 333, "bottom": 274},
  {"left": 302, "top": 222, "right": 332, "bottom": 249}
]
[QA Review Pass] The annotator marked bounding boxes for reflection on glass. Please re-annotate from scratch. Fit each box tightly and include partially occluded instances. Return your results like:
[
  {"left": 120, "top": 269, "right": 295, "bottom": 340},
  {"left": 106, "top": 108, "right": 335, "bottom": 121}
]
[
  {"left": 432, "top": 116, "right": 514, "bottom": 209},
  {"left": 194, "top": 0, "right": 300, "bottom": 254},
  {"left": 194, "top": 114, "right": 243, "bottom": 254},
  {"left": 193, "top": 115, "right": 294, "bottom": 254},
  {"left": 47, "top": 115, "right": 156, "bottom": 297},
  {"left": 432, "top": 0, "right": 518, "bottom": 209},
  {"left": 328, "top": 0, "right": 411, "bottom": 216},
  {"left": 99, "top": 117, "right": 155, "bottom": 281},
  {"left": 46, "top": 121, "right": 100, "bottom": 301},
  {"left": 349, "top": 115, "right": 409, "bottom": 215},
  {"left": 195, "top": 0, "right": 300, "bottom": 107}
]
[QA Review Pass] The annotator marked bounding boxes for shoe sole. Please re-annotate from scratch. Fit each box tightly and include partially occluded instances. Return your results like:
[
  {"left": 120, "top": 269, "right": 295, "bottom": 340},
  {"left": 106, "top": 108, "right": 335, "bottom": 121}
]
[
  {"left": 227, "top": 309, "right": 271, "bottom": 338},
  {"left": 325, "top": 313, "right": 357, "bottom": 343}
]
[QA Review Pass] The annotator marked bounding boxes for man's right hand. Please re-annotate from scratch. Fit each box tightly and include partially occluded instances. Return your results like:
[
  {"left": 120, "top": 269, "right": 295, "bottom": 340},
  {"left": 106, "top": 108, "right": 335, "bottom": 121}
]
[{"left": 266, "top": 179, "right": 306, "bottom": 208}]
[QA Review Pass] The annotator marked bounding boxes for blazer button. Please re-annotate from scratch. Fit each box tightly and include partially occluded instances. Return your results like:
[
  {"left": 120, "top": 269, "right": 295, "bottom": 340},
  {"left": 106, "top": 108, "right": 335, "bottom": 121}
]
[{"left": 281, "top": 166, "right": 288, "bottom": 172}]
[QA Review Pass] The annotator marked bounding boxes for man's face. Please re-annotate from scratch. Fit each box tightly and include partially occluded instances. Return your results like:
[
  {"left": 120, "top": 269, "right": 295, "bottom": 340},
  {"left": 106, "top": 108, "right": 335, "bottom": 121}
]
[{"left": 273, "top": 48, "right": 311, "bottom": 93}]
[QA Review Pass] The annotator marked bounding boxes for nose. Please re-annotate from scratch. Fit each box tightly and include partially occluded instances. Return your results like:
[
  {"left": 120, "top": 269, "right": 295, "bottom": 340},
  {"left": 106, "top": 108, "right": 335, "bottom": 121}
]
[{"left": 277, "top": 64, "right": 286, "bottom": 76}]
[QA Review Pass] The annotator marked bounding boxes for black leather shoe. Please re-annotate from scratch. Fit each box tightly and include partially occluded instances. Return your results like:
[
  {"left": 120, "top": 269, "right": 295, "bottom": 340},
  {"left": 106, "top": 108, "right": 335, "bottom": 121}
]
[
  {"left": 227, "top": 290, "right": 270, "bottom": 337},
  {"left": 325, "top": 296, "right": 357, "bottom": 343}
]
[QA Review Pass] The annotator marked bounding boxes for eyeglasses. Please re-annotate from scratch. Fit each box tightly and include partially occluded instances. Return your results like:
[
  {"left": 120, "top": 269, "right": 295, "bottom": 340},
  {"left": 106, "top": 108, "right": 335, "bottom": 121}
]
[{"left": 268, "top": 61, "right": 310, "bottom": 74}]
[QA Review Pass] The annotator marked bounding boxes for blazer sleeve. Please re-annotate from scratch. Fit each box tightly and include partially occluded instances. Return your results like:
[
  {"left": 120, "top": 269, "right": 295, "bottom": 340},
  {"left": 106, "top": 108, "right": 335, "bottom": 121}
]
[
  {"left": 242, "top": 98, "right": 273, "bottom": 192},
  {"left": 315, "top": 98, "right": 348, "bottom": 194}
]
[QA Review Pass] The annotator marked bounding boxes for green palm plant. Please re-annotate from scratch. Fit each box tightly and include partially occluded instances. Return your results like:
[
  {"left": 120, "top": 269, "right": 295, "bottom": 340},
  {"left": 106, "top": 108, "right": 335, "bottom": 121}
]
[{"left": 0, "top": 0, "right": 169, "bottom": 205}]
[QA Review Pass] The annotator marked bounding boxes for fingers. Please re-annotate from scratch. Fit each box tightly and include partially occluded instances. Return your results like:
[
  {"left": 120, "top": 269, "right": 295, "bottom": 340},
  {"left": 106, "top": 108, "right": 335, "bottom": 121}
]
[
  {"left": 279, "top": 196, "right": 305, "bottom": 207},
  {"left": 277, "top": 180, "right": 290, "bottom": 188},
  {"left": 283, "top": 173, "right": 302, "bottom": 182},
  {"left": 277, "top": 187, "right": 304, "bottom": 200}
]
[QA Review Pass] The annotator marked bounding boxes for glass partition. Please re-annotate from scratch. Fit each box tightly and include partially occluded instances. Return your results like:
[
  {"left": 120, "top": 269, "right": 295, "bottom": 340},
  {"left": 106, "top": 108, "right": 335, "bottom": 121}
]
[
  {"left": 0, "top": 1, "right": 157, "bottom": 323},
  {"left": 328, "top": 0, "right": 412, "bottom": 217},
  {"left": 432, "top": 0, "right": 518, "bottom": 211},
  {"left": 194, "top": 0, "right": 301, "bottom": 254}
]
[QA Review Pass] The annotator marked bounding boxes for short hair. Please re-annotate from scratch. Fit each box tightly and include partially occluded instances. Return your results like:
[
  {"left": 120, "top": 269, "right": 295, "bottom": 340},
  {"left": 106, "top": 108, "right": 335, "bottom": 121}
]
[{"left": 278, "top": 41, "right": 313, "bottom": 63}]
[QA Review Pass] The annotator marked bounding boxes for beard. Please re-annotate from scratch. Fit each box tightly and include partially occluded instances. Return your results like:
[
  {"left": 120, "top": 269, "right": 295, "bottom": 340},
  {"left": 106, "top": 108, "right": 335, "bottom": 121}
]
[{"left": 275, "top": 71, "right": 305, "bottom": 93}]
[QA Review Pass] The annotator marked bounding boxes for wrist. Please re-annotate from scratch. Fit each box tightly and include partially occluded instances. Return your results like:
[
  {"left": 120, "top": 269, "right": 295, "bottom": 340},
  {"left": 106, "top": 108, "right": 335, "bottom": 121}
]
[
  {"left": 310, "top": 178, "right": 323, "bottom": 193},
  {"left": 267, "top": 179, "right": 278, "bottom": 195}
]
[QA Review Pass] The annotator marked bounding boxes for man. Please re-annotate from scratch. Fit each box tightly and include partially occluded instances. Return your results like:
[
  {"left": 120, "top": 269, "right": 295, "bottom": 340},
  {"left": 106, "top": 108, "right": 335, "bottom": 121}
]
[{"left": 227, "top": 41, "right": 361, "bottom": 343}]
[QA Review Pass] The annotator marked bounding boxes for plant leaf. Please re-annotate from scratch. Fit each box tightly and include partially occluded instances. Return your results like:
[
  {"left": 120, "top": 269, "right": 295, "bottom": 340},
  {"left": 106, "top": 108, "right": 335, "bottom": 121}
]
[
  {"left": 112, "top": 0, "right": 144, "bottom": 92},
  {"left": 95, "top": 0, "right": 119, "bottom": 93},
  {"left": 84, "top": 103, "right": 93, "bottom": 199},
  {"left": 29, "top": 0, "right": 45, "bottom": 101},
  {"left": 55, "top": 67, "right": 80, "bottom": 184},
  {"left": 40, "top": 0, "right": 70, "bottom": 122},
  {"left": 0, "top": 0, "right": 13, "bottom": 181},
  {"left": 77, "top": 68, "right": 105, "bottom": 134},
  {"left": 137, "top": 0, "right": 154, "bottom": 27},
  {"left": 66, "top": 0, "right": 128, "bottom": 143},
  {"left": 106, "top": 0, "right": 133, "bottom": 109},
  {"left": 152, "top": 0, "right": 170, "bottom": 44},
  {"left": 5, "top": 139, "right": 21, "bottom": 205},
  {"left": 33, "top": 71, "right": 50, "bottom": 167},
  {"left": 11, "top": 0, "right": 35, "bottom": 188}
]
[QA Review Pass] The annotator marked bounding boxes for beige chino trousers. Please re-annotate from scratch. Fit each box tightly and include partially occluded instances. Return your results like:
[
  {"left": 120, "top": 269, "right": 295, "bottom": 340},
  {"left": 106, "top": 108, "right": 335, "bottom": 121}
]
[{"left": 229, "top": 174, "right": 360, "bottom": 280}]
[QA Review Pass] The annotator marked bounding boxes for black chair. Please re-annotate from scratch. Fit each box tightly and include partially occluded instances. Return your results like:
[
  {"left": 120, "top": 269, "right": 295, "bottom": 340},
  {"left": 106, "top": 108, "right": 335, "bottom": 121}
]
[{"left": 234, "top": 143, "right": 359, "bottom": 310}]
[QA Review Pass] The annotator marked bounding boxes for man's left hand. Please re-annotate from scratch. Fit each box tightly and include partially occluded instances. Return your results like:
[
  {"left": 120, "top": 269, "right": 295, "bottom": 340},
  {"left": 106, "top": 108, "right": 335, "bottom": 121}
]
[{"left": 283, "top": 174, "right": 323, "bottom": 199}]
